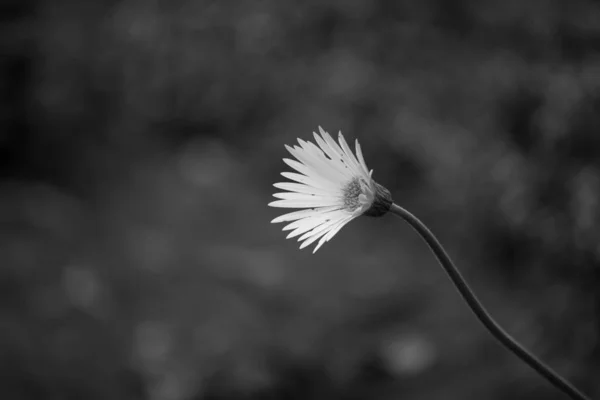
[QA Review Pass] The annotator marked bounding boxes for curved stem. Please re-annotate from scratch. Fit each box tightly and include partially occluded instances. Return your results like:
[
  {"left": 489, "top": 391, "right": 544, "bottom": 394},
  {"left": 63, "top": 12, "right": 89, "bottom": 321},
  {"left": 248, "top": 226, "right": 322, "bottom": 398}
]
[{"left": 389, "top": 203, "right": 590, "bottom": 400}]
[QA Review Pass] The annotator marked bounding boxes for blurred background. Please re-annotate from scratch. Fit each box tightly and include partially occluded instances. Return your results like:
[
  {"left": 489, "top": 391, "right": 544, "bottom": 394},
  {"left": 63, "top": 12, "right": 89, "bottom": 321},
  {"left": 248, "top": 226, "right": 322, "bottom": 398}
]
[{"left": 1, "top": 0, "right": 600, "bottom": 399}]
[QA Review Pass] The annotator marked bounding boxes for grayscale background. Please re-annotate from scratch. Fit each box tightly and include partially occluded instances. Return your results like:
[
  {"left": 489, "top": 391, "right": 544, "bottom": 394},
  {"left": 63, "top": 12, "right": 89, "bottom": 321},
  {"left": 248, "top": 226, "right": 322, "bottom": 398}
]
[{"left": 1, "top": 0, "right": 599, "bottom": 399}]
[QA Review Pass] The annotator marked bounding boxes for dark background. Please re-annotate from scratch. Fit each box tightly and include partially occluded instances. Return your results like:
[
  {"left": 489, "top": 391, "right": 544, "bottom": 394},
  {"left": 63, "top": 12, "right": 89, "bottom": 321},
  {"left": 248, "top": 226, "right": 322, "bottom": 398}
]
[{"left": 1, "top": 0, "right": 600, "bottom": 399}]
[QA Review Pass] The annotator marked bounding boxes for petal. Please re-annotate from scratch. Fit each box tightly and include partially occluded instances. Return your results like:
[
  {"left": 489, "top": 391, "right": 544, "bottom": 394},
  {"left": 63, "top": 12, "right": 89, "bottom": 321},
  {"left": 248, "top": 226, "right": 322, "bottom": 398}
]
[
  {"left": 298, "top": 223, "right": 335, "bottom": 249},
  {"left": 319, "top": 127, "right": 346, "bottom": 163},
  {"left": 284, "top": 209, "right": 347, "bottom": 235},
  {"left": 273, "top": 182, "right": 333, "bottom": 196},
  {"left": 337, "top": 131, "right": 362, "bottom": 175},
  {"left": 282, "top": 158, "right": 339, "bottom": 188},
  {"left": 354, "top": 139, "right": 371, "bottom": 176},
  {"left": 286, "top": 216, "right": 331, "bottom": 238},
  {"left": 286, "top": 145, "right": 345, "bottom": 184},
  {"left": 270, "top": 206, "right": 339, "bottom": 223},
  {"left": 280, "top": 172, "right": 330, "bottom": 189},
  {"left": 297, "top": 217, "right": 340, "bottom": 243},
  {"left": 313, "top": 131, "right": 341, "bottom": 162},
  {"left": 283, "top": 216, "right": 323, "bottom": 232},
  {"left": 298, "top": 139, "right": 353, "bottom": 180},
  {"left": 282, "top": 158, "right": 316, "bottom": 178},
  {"left": 272, "top": 192, "right": 337, "bottom": 202},
  {"left": 268, "top": 197, "right": 340, "bottom": 208},
  {"left": 312, "top": 215, "right": 354, "bottom": 252}
]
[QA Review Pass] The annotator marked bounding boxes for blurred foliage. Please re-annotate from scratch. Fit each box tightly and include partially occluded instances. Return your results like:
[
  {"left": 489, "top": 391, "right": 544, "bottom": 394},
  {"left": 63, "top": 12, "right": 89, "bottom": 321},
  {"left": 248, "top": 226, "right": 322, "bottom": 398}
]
[{"left": 1, "top": 0, "right": 600, "bottom": 399}]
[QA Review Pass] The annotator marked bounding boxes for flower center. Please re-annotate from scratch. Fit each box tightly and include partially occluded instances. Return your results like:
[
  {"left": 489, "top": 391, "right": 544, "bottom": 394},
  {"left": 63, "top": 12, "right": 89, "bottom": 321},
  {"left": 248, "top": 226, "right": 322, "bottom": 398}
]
[{"left": 342, "top": 177, "right": 365, "bottom": 211}]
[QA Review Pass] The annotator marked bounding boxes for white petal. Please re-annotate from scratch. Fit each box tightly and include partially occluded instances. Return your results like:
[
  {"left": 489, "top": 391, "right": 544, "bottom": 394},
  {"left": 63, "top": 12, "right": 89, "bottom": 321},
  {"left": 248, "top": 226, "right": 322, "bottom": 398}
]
[
  {"left": 299, "top": 139, "right": 353, "bottom": 180},
  {"left": 282, "top": 159, "right": 339, "bottom": 189},
  {"left": 281, "top": 172, "right": 330, "bottom": 189},
  {"left": 284, "top": 209, "right": 347, "bottom": 236},
  {"left": 319, "top": 127, "right": 346, "bottom": 163},
  {"left": 286, "top": 145, "right": 345, "bottom": 184},
  {"left": 297, "top": 217, "right": 340, "bottom": 242},
  {"left": 283, "top": 217, "right": 322, "bottom": 232},
  {"left": 273, "top": 182, "right": 332, "bottom": 196},
  {"left": 337, "top": 132, "right": 363, "bottom": 176},
  {"left": 272, "top": 192, "right": 337, "bottom": 202},
  {"left": 270, "top": 206, "right": 339, "bottom": 223},
  {"left": 313, "top": 131, "right": 341, "bottom": 162},
  {"left": 324, "top": 215, "right": 354, "bottom": 241},
  {"left": 268, "top": 197, "right": 341, "bottom": 208},
  {"left": 286, "top": 216, "right": 331, "bottom": 238},
  {"left": 312, "top": 215, "right": 354, "bottom": 253},
  {"left": 354, "top": 139, "right": 370, "bottom": 177},
  {"left": 298, "top": 221, "right": 337, "bottom": 249},
  {"left": 282, "top": 158, "right": 317, "bottom": 178}
]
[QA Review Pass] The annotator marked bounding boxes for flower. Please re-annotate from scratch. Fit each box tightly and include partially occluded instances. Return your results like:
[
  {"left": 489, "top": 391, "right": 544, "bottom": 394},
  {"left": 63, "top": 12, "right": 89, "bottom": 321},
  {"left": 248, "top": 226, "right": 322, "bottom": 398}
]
[{"left": 269, "top": 126, "right": 379, "bottom": 253}]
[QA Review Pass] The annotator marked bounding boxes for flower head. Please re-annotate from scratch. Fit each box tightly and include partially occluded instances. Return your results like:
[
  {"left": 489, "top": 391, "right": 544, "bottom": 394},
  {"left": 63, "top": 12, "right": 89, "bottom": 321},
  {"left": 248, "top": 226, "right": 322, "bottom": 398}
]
[{"left": 269, "top": 126, "right": 390, "bottom": 253}]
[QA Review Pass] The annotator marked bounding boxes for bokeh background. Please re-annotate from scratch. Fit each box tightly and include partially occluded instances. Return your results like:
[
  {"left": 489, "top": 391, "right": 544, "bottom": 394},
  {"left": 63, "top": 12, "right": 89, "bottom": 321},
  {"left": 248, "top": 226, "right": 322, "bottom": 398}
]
[{"left": 2, "top": 0, "right": 600, "bottom": 399}]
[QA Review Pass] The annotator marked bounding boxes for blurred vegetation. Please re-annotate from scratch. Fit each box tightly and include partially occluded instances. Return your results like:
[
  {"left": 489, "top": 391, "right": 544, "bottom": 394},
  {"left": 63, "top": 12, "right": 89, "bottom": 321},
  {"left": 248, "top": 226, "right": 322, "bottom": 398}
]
[{"left": 1, "top": 0, "right": 600, "bottom": 399}]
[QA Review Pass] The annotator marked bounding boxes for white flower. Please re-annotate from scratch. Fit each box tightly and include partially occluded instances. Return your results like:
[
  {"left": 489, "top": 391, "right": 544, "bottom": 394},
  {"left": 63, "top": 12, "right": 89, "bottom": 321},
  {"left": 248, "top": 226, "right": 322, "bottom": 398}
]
[{"left": 269, "top": 126, "right": 377, "bottom": 253}]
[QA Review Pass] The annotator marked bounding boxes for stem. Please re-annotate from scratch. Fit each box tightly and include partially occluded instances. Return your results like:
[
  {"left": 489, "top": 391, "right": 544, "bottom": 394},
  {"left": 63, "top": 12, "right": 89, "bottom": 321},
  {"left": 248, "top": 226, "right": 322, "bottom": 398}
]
[{"left": 389, "top": 203, "right": 590, "bottom": 400}]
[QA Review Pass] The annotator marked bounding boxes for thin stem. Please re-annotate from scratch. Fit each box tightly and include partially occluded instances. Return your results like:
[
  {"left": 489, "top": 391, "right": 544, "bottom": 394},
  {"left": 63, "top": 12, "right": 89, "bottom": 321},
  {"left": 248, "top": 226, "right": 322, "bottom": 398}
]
[{"left": 389, "top": 203, "right": 590, "bottom": 400}]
